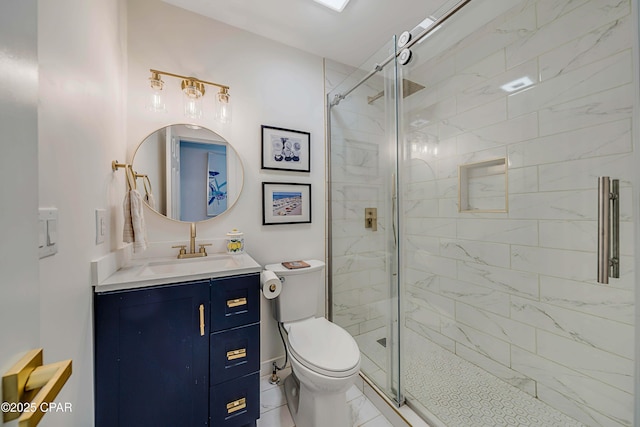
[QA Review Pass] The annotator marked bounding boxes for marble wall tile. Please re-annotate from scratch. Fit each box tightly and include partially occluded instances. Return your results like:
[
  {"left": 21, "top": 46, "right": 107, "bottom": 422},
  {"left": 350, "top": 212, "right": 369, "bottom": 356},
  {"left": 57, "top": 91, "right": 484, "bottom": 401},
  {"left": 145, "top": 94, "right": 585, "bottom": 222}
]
[
  {"left": 403, "top": 267, "right": 439, "bottom": 291},
  {"left": 456, "top": 112, "right": 539, "bottom": 154},
  {"left": 456, "top": 302, "right": 536, "bottom": 351},
  {"left": 512, "top": 347, "right": 633, "bottom": 426},
  {"left": 507, "top": 166, "right": 538, "bottom": 194},
  {"left": 405, "top": 218, "right": 457, "bottom": 239},
  {"left": 457, "top": 260, "right": 539, "bottom": 299},
  {"left": 511, "top": 295, "right": 634, "bottom": 359},
  {"left": 440, "top": 98, "right": 507, "bottom": 140},
  {"left": 538, "top": 153, "right": 633, "bottom": 192},
  {"left": 405, "top": 250, "right": 457, "bottom": 279},
  {"left": 507, "top": 118, "right": 632, "bottom": 168},
  {"left": 438, "top": 277, "right": 510, "bottom": 317},
  {"left": 538, "top": 83, "right": 633, "bottom": 136},
  {"left": 442, "top": 320, "right": 511, "bottom": 366},
  {"left": 508, "top": 189, "right": 595, "bottom": 220},
  {"left": 536, "top": 383, "right": 628, "bottom": 427},
  {"left": 511, "top": 245, "right": 593, "bottom": 280},
  {"left": 406, "top": 298, "right": 441, "bottom": 330},
  {"left": 539, "top": 276, "right": 634, "bottom": 324},
  {"left": 509, "top": 50, "right": 632, "bottom": 119},
  {"left": 406, "top": 284, "right": 456, "bottom": 318},
  {"left": 456, "top": 218, "right": 538, "bottom": 245},
  {"left": 537, "top": 329, "right": 633, "bottom": 393},
  {"left": 439, "top": 238, "right": 510, "bottom": 268},
  {"left": 454, "top": 1, "right": 536, "bottom": 72},
  {"left": 536, "top": 0, "right": 589, "bottom": 28},
  {"left": 457, "top": 59, "right": 537, "bottom": 114},
  {"left": 539, "top": 15, "right": 631, "bottom": 80},
  {"left": 506, "top": 0, "right": 629, "bottom": 68},
  {"left": 538, "top": 220, "right": 596, "bottom": 252},
  {"left": 405, "top": 318, "right": 456, "bottom": 353}
]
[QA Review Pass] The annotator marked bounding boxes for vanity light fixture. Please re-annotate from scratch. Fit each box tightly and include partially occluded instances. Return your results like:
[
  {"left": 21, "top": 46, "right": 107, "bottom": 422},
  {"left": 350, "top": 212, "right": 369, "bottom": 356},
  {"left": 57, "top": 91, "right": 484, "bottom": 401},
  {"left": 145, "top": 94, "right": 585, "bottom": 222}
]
[
  {"left": 147, "top": 69, "right": 232, "bottom": 123},
  {"left": 312, "top": 0, "right": 351, "bottom": 12},
  {"left": 147, "top": 71, "right": 167, "bottom": 113}
]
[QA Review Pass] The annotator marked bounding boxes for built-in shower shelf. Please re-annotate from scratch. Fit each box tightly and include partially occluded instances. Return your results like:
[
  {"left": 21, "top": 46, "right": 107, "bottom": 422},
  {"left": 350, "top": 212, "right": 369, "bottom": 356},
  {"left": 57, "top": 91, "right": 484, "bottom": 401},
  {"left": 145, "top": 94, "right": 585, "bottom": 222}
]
[{"left": 458, "top": 157, "right": 508, "bottom": 213}]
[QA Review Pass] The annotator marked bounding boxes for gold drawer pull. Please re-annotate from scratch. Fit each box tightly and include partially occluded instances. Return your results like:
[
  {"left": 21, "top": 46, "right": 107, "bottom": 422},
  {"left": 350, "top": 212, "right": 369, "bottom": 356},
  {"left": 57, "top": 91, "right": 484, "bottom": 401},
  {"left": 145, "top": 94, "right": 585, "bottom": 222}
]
[
  {"left": 227, "top": 297, "right": 247, "bottom": 308},
  {"left": 226, "top": 348, "right": 247, "bottom": 361},
  {"left": 226, "top": 397, "right": 246, "bottom": 414},
  {"left": 199, "top": 304, "right": 205, "bottom": 336}
]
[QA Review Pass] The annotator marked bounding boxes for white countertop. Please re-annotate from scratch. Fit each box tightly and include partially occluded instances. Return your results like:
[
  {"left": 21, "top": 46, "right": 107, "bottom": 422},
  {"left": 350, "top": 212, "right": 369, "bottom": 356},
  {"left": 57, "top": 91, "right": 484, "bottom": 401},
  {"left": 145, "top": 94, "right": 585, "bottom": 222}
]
[{"left": 93, "top": 251, "right": 262, "bottom": 293}]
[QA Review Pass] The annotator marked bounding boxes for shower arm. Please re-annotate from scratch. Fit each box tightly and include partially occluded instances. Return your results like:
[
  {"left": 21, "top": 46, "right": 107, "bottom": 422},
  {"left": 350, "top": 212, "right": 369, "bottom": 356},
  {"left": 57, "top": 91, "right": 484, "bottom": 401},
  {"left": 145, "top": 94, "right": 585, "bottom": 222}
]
[{"left": 329, "top": 0, "right": 472, "bottom": 107}]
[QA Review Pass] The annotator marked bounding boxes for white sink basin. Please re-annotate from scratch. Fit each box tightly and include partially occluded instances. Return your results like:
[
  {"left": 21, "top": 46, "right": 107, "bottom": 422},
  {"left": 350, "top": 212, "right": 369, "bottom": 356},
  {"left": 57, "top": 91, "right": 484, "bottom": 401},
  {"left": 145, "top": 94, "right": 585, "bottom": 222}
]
[
  {"left": 137, "top": 254, "right": 244, "bottom": 278},
  {"left": 94, "top": 251, "right": 262, "bottom": 291}
]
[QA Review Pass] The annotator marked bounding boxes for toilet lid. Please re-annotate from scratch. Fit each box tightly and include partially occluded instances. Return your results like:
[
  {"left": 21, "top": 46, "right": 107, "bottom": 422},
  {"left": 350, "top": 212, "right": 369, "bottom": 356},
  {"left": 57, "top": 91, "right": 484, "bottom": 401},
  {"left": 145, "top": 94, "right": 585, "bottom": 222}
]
[{"left": 286, "top": 318, "right": 360, "bottom": 376}]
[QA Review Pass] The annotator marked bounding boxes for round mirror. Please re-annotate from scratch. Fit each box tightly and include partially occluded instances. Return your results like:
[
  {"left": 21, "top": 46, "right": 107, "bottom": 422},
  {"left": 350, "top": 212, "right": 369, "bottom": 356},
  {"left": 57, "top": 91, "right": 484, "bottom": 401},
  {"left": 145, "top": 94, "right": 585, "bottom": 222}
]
[{"left": 131, "top": 124, "right": 243, "bottom": 222}]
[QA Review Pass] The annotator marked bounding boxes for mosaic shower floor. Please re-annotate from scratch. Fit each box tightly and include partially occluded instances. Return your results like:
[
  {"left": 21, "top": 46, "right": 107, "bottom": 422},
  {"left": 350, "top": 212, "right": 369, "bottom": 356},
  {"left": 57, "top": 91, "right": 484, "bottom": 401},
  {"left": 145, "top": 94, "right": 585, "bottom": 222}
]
[{"left": 358, "top": 327, "right": 586, "bottom": 427}]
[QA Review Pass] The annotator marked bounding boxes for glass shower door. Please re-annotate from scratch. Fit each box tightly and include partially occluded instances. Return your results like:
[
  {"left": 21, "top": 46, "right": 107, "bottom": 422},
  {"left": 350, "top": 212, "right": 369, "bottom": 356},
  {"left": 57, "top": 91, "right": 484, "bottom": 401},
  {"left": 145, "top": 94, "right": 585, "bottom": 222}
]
[
  {"left": 327, "top": 36, "right": 402, "bottom": 404},
  {"left": 398, "top": 0, "right": 636, "bottom": 425}
]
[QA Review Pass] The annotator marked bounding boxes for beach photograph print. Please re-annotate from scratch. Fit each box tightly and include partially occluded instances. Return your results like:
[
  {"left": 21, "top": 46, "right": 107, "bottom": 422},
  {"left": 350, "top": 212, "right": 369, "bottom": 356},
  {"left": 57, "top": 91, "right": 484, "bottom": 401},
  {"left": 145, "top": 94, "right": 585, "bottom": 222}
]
[
  {"left": 272, "top": 191, "right": 302, "bottom": 216},
  {"left": 262, "top": 182, "right": 311, "bottom": 225}
]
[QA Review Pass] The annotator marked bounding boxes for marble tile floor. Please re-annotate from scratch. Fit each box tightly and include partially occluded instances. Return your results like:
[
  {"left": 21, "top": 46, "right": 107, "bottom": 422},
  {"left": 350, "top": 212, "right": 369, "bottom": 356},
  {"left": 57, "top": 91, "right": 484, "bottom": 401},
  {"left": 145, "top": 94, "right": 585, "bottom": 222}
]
[{"left": 257, "top": 368, "right": 396, "bottom": 427}]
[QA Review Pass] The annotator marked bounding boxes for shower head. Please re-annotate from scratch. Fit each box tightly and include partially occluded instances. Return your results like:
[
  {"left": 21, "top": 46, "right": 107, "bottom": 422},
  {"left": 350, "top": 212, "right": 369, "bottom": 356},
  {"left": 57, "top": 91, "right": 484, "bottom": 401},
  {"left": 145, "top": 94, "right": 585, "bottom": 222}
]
[{"left": 367, "top": 79, "right": 425, "bottom": 105}]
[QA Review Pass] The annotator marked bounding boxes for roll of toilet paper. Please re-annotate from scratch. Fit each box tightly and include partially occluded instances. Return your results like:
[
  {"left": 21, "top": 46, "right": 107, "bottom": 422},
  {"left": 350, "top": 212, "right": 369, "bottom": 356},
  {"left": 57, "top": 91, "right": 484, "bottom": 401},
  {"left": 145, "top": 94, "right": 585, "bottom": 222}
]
[{"left": 260, "top": 270, "right": 281, "bottom": 299}]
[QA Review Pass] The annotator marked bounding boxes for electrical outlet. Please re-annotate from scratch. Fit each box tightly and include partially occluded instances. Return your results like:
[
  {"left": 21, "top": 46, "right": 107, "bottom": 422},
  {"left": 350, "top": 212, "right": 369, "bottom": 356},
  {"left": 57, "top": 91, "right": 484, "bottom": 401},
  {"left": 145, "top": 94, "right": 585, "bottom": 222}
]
[{"left": 96, "top": 209, "right": 106, "bottom": 244}]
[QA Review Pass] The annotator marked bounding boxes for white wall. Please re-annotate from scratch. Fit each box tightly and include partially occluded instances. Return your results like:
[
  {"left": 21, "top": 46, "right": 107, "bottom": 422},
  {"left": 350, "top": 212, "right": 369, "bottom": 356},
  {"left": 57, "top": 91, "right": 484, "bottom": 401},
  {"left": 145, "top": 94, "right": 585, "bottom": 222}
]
[
  {"left": 127, "top": 0, "right": 326, "bottom": 366},
  {"left": 0, "top": 1, "right": 40, "bottom": 425},
  {"left": 37, "top": 0, "right": 127, "bottom": 425}
]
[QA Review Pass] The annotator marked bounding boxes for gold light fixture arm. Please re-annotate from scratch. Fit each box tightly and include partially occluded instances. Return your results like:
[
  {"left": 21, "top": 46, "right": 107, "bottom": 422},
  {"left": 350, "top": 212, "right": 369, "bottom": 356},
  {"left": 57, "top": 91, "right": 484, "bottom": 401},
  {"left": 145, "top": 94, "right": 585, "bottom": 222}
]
[
  {"left": 150, "top": 69, "right": 230, "bottom": 91},
  {"left": 2, "top": 349, "right": 72, "bottom": 427}
]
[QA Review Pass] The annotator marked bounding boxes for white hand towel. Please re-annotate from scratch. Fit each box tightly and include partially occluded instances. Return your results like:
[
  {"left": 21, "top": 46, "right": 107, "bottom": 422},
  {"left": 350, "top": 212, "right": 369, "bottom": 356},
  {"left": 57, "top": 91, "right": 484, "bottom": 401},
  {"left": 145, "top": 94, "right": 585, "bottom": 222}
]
[
  {"left": 145, "top": 191, "right": 156, "bottom": 211},
  {"left": 123, "top": 189, "right": 147, "bottom": 253}
]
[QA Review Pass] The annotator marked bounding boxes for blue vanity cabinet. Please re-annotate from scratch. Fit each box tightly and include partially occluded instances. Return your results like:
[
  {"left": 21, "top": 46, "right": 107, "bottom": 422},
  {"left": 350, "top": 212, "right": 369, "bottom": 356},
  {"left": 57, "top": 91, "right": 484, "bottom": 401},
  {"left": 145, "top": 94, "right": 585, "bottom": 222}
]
[
  {"left": 94, "top": 279, "right": 210, "bottom": 427},
  {"left": 209, "top": 273, "right": 261, "bottom": 427},
  {"left": 94, "top": 272, "right": 261, "bottom": 427}
]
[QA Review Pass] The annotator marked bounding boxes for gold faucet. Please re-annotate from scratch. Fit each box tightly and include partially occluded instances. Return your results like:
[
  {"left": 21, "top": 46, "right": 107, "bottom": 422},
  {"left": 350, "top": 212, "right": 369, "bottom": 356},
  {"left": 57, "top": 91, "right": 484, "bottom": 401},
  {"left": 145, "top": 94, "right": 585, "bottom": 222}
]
[{"left": 172, "top": 222, "right": 211, "bottom": 259}]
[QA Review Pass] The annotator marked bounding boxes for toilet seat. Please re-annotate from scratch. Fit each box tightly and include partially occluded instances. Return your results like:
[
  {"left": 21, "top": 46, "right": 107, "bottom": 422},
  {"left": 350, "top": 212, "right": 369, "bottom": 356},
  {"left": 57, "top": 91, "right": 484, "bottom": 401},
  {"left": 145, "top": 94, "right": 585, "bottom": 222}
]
[{"left": 285, "top": 317, "right": 360, "bottom": 378}]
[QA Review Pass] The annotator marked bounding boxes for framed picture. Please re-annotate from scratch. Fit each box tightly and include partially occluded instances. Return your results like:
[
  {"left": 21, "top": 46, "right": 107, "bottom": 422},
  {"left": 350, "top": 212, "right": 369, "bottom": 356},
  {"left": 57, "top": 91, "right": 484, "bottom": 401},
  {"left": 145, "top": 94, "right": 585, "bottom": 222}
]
[
  {"left": 262, "top": 182, "right": 311, "bottom": 225},
  {"left": 261, "top": 125, "right": 310, "bottom": 172}
]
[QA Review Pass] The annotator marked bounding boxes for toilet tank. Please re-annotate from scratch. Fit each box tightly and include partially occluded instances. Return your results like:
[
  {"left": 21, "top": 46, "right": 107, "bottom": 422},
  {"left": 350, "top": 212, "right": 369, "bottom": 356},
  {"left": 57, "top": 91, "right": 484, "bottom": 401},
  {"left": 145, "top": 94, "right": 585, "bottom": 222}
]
[{"left": 264, "top": 260, "right": 325, "bottom": 323}]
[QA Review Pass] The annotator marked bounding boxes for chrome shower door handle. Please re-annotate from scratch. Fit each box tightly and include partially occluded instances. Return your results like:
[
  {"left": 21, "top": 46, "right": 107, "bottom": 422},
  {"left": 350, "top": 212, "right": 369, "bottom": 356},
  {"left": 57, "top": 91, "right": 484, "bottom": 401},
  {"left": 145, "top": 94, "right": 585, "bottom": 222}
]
[{"left": 597, "top": 177, "right": 619, "bottom": 284}]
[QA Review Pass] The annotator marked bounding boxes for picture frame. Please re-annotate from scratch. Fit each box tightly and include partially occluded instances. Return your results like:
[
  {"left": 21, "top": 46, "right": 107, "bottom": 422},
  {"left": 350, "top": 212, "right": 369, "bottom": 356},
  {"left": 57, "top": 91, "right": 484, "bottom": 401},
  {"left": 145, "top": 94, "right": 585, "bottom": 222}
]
[
  {"left": 262, "top": 182, "right": 311, "bottom": 225},
  {"left": 261, "top": 125, "right": 310, "bottom": 172}
]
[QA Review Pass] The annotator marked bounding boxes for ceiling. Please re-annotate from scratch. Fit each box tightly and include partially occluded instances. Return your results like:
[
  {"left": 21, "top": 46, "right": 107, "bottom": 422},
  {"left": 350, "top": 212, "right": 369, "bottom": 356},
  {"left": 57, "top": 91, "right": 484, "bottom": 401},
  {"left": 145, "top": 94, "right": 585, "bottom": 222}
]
[{"left": 161, "top": 0, "right": 452, "bottom": 67}]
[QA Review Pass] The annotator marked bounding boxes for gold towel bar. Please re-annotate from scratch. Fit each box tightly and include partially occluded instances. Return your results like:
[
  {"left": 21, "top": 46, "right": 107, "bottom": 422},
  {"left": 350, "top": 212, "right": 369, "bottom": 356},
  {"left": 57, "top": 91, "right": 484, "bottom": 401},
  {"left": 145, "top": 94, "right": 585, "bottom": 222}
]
[{"left": 111, "top": 160, "right": 136, "bottom": 190}]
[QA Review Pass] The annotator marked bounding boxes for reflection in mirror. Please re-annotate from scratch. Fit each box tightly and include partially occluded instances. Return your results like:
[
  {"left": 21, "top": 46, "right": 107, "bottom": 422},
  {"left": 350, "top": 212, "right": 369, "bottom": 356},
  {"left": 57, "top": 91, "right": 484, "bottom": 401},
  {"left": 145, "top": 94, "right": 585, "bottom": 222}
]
[{"left": 132, "top": 124, "right": 243, "bottom": 223}]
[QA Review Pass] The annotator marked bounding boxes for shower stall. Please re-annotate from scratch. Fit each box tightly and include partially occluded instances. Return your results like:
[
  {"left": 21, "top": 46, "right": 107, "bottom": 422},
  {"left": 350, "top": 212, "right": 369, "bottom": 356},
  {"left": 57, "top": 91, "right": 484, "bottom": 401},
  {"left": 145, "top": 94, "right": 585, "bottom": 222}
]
[{"left": 327, "top": 0, "right": 637, "bottom": 426}]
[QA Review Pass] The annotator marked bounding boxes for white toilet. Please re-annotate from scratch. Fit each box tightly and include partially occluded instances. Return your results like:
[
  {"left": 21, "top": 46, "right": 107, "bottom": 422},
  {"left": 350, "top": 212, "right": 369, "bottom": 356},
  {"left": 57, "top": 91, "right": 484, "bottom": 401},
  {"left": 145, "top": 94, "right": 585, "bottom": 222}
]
[{"left": 264, "top": 260, "right": 361, "bottom": 427}]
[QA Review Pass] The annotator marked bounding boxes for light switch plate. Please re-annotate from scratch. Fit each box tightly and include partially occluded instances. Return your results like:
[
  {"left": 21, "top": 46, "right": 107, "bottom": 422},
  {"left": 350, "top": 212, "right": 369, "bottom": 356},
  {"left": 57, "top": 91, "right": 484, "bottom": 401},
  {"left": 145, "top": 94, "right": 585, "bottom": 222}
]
[
  {"left": 38, "top": 208, "right": 58, "bottom": 258},
  {"left": 95, "top": 209, "right": 106, "bottom": 245}
]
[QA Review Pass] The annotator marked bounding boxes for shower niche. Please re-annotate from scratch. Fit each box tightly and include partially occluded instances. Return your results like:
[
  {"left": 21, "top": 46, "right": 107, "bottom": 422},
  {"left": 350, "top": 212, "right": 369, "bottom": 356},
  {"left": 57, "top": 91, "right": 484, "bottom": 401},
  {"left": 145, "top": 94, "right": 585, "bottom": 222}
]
[{"left": 458, "top": 157, "right": 507, "bottom": 213}]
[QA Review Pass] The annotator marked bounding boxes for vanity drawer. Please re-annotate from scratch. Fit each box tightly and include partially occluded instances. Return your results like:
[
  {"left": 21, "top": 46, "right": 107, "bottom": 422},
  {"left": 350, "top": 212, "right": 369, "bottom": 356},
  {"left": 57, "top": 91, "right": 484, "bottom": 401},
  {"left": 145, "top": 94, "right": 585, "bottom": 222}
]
[
  {"left": 210, "top": 323, "right": 260, "bottom": 385},
  {"left": 210, "top": 372, "right": 259, "bottom": 427},
  {"left": 211, "top": 274, "right": 260, "bottom": 331}
]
